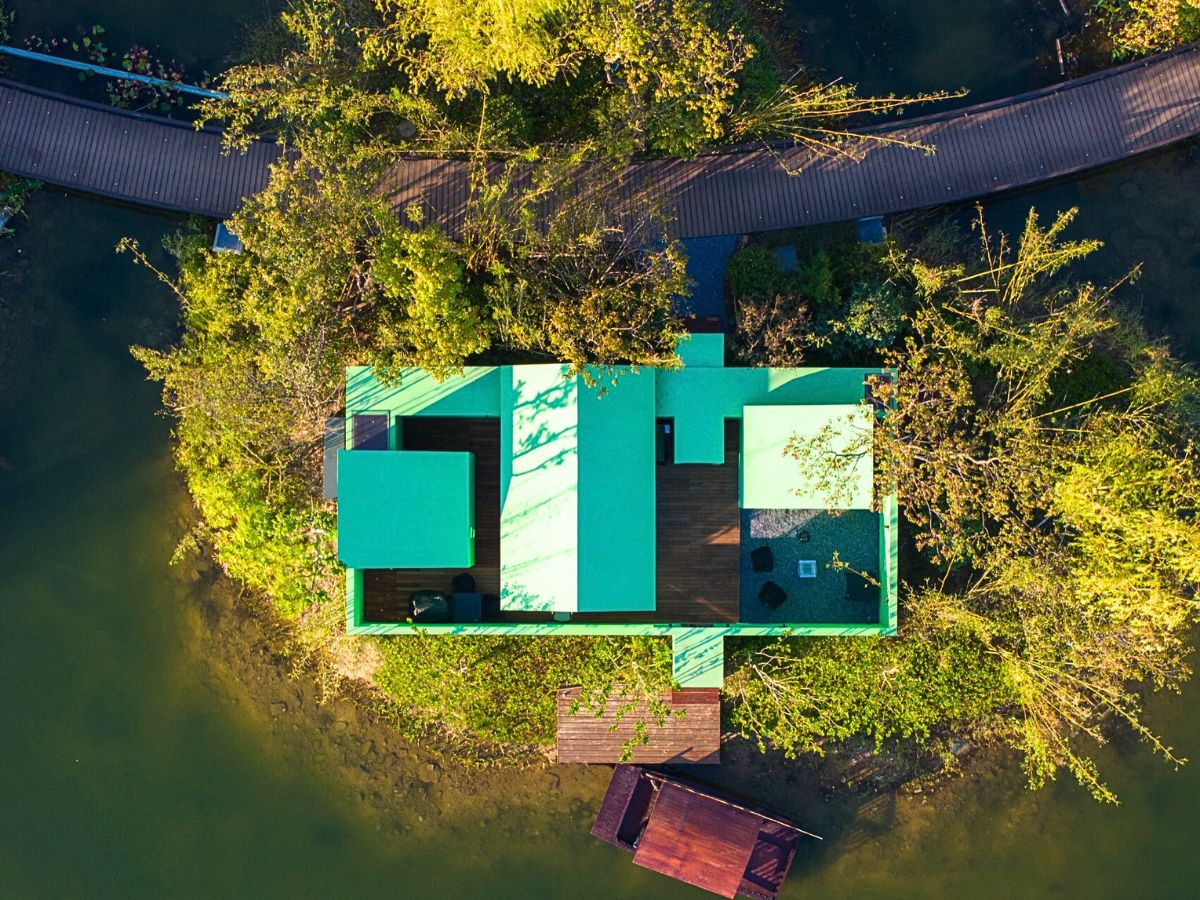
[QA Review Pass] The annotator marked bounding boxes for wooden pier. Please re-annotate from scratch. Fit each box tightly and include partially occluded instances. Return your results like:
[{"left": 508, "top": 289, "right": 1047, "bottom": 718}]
[{"left": 556, "top": 687, "right": 722, "bottom": 764}]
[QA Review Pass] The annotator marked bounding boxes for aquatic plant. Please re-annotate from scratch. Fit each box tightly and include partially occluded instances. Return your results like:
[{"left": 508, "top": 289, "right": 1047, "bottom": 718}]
[
  {"left": 0, "top": 173, "right": 39, "bottom": 238},
  {"left": 22, "top": 24, "right": 210, "bottom": 111}
]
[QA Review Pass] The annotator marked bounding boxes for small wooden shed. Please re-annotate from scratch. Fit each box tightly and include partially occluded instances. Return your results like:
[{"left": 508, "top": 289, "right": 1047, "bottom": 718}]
[{"left": 591, "top": 766, "right": 814, "bottom": 899}]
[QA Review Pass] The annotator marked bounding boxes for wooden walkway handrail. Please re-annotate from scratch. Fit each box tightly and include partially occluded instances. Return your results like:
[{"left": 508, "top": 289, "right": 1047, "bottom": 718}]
[{"left": 1, "top": 42, "right": 1198, "bottom": 233}]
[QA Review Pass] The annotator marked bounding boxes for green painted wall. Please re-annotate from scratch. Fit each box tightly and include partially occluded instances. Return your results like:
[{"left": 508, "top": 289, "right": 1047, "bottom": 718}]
[
  {"left": 346, "top": 365, "right": 500, "bottom": 419},
  {"left": 678, "top": 332, "right": 725, "bottom": 368},
  {"left": 656, "top": 365, "right": 884, "bottom": 467}
]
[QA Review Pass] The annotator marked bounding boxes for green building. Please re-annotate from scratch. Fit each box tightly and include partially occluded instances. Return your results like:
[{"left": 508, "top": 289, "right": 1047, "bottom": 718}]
[{"left": 336, "top": 334, "right": 898, "bottom": 693}]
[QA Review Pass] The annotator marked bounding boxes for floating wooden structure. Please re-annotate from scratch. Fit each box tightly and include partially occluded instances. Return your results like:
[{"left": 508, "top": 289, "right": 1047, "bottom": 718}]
[
  {"left": 2, "top": 43, "right": 1200, "bottom": 231},
  {"left": 591, "top": 766, "right": 818, "bottom": 899},
  {"left": 556, "top": 687, "right": 722, "bottom": 764}
]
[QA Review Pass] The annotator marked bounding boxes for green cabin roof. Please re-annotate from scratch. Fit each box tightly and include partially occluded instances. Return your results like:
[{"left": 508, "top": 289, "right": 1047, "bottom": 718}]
[
  {"left": 340, "top": 356, "right": 891, "bottom": 618},
  {"left": 499, "top": 365, "right": 656, "bottom": 614},
  {"left": 336, "top": 450, "right": 475, "bottom": 569},
  {"left": 741, "top": 404, "right": 874, "bottom": 509}
]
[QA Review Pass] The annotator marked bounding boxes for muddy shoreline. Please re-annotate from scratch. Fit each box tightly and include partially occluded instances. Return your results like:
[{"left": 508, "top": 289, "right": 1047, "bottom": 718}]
[{"left": 175, "top": 526, "right": 1026, "bottom": 866}]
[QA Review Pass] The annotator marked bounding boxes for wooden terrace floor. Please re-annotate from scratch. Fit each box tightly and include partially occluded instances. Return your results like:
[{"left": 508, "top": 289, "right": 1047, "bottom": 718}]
[
  {"left": 361, "top": 418, "right": 500, "bottom": 623},
  {"left": 360, "top": 418, "right": 741, "bottom": 624}
]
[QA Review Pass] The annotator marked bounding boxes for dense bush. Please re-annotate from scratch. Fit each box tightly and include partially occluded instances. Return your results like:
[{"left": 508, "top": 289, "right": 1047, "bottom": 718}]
[
  {"left": 1095, "top": 0, "right": 1200, "bottom": 58},
  {"left": 731, "top": 208, "right": 1200, "bottom": 800},
  {"left": 729, "top": 226, "right": 910, "bottom": 366},
  {"left": 375, "top": 635, "right": 674, "bottom": 749}
]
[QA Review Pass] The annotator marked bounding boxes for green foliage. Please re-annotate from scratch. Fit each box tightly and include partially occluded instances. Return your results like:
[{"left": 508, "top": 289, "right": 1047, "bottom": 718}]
[
  {"left": 374, "top": 634, "right": 674, "bottom": 748},
  {"left": 729, "top": 227, "right": 908, "bottom": 366},
  {"left": 1095, "top": 0, "right": 1200, "bottom": 59},
  {"left": 817, "top": 279, "right": 907, "bottom": 355},
  {"left": 130, "top": 140, "right": 686, "bottom": 750},
  {"left": 204, "top": 0, "right": 956, "bottom": 161},
  {"left": 0, "top": 173, "right": 39, "bottom": 236},
  {"left": 726, "top": 629, "right": 1010, "bottom": 756},
  {"left": 121, "top": 150, "right": 401, "bottom": 612},
  {"left": 468, "top": 149, "right": 690, "bottom": 375},
  {"left": 370, "top": 0, "right": 580, "bottom": 98},
  {"left": 731, "top": 207, "right": 1200, "bottom": 801},
  {"left": 372, "top": 222, "right": 490, "bottom": 379}
]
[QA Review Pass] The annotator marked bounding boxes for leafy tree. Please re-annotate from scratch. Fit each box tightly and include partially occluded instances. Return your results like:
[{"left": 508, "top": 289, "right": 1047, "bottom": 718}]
[
  {"left": 466, "top": 147, "right": 689, "bottom": 374},
  {"left": 735, "top": 208, "right": 1200, "bottom": 800},
  {"left": 368, "top": 0, "right": 581, "bottom": 98},
  {"left": 372, "top": 219, "right": 491, "bottom": 379},
  {"left": 1095, "top": 0, "right": 1200, "bottom": 58},
  {"left": 204, "top": 0, "right": 960, "bottom": 160},
  {"left": 729, "top": 227, "right": 908, "bottom": 366},
  {"left": 139, "top": 0, "right": 975, "bottom": 756}
]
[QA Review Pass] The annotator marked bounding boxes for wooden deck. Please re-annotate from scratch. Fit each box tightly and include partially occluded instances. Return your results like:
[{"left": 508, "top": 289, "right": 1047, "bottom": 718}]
[
  {"left": 0, "top": 79, "right": 279, "bottom": 218},
  {"left": 653, "top": 420, "right": 740, "bottom": 624},
  {"left": 556, "top": 687, "right": 722, "bottom": 764},
  {"left": 3, "top": 43, "right": 1200, "bottom": 231}
]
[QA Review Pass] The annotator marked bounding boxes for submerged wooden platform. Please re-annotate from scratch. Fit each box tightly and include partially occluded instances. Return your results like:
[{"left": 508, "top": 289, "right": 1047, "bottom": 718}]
[
  {"left": 556, "top": 687, "right": 722, "bottom": 764},
  {"left": 591, "top": 766, "right": 811, "bottom": 899},
  {"left": 3, "top": 43, "right": 1200, "bottom": 232}
]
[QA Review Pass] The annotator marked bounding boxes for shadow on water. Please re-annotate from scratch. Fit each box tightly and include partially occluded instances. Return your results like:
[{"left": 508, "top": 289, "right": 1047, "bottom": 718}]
[{"left": 785, "top": 0, "right": 1060, "bottom": 107}]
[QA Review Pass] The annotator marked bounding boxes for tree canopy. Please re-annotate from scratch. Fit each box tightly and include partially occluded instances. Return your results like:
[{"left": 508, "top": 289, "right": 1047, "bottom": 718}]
[
  {"left": 728, "top": 209, "right": 1200, "bottom": 801},
  {"left": 1095, "top": 0, "right": 1200, "bottom": 58}
]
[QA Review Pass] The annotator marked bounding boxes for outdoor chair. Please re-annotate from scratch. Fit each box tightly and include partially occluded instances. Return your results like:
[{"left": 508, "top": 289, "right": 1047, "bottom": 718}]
[
  {"left": 758, "top": 581, "right": 787, "bottom": 610},
  {"left": 750, "top": 546, "right": 774, "bottom": 573},
  {"left": 844, "top": 571, "right": 879, "bottom": 604},
  {"left": 409, "top": 590, "right": 452, "bottom": 623}
]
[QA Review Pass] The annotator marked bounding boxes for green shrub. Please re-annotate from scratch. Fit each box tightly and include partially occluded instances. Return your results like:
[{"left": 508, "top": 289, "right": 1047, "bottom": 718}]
[{"left": 375, "top": 634, "right": 673, "bottom": 748}]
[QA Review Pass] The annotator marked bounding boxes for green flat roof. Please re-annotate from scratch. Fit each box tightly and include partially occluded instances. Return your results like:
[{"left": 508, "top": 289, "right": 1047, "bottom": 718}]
[
  {"left": 656, "top": 365, "right": 883, "bottom": 467},
  {"left": 337, "top": 450, "right": 475, "bottom": 568},
  {"left": 500, "top": 366, "right": 580, "bottom": 612},
  {"left": 678, "top": 332, "right": 725, "bottom": 368},
  {"left": 346, "top": 365, "right": 500, "bottom": 419},
  {"left": 741, "top": 404, "right": 874, "bottom": 509},
  {"left": 499, "top": 366, "right": 657, "bottom": 613},
  {"left": 578, "top": 368, "right": 656, "bottom": 612}
]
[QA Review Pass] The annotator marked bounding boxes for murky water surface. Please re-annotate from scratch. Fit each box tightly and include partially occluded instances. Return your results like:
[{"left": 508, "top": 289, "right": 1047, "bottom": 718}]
[{"left": 2, "top": 2, "right": 1199, "bottom": 897}]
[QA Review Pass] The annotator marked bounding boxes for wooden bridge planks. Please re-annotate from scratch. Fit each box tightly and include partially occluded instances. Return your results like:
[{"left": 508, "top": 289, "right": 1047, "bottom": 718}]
[
  {"left": 2, "top": 43, "right": 1199, "bottom": 230},
  {"left": 0, "top": 79, "right": 279, "bottom": 217},
  {"left": 556, "top": 687, "right": 722, "bottom": 764}
]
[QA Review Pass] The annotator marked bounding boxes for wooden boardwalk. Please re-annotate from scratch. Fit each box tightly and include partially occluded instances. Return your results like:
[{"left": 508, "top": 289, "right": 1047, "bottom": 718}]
[
  {"left": 3, "top": 43, "right": 1199, "bottom": 232},
  {"left": 0, "top": 80, "right": 280, "bottom": 218}
]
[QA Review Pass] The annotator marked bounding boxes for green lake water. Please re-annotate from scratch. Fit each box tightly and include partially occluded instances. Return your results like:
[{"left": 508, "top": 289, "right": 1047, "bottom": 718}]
[{"left": 3, "top": 2, "right": 1200, "bottom": 897}]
